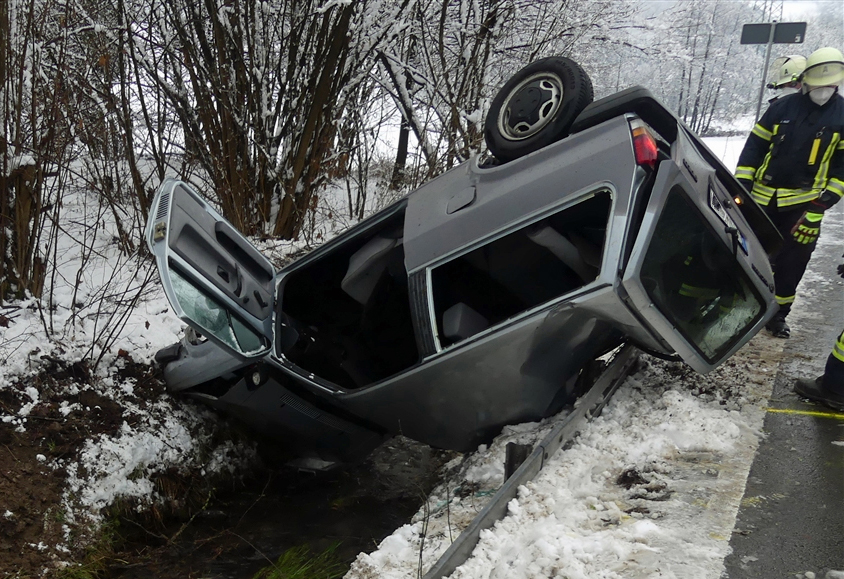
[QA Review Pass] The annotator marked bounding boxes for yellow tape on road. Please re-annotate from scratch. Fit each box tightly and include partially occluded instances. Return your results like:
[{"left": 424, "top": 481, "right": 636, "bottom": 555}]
[{"left": 766, "top": 407, "right": 844, "bottom": 420}]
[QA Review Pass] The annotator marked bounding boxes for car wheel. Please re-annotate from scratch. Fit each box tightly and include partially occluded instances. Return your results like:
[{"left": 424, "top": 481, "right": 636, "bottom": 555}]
[{"left": 485, "top": 56, "right": 593, "bottom": 163}]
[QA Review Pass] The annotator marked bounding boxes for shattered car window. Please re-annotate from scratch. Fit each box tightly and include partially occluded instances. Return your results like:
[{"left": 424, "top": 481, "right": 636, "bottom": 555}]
[
  {"left": 640, "top": 187, "right": 765, "bottom": 362},
  {"left": 170, "top": 267, "right": 264, "bottom": 355}
]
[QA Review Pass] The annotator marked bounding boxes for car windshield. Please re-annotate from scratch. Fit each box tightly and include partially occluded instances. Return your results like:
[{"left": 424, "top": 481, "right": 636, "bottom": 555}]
[{"left": 640, "top": 187, "right": 765, "bottom": 363}]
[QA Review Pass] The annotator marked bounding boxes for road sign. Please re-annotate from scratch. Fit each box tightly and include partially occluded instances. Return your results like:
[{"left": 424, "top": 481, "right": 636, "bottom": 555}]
[
  {"left": 741, "top": 21, "right": 808, "bottom": 120},
  {"left": 741, "top": 22, "right": 806, "bottom": 45}
]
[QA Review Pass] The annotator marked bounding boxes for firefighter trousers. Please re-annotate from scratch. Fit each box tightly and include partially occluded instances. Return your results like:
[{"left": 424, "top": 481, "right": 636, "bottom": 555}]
[
  {"left": 825, "top": 329, "right": 844, "bottom": 391},
  {"left": 764, "top": 203, "right": 817, "bottom": 318}
]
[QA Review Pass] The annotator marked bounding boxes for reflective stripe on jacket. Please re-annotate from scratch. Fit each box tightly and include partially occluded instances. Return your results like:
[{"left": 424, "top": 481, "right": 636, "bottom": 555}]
[
  {"left": 734, "top": 92, "right": 844, "bottom": 208},
  {"left": 833, "top": 330, "right": 844, "bottom": 364}
]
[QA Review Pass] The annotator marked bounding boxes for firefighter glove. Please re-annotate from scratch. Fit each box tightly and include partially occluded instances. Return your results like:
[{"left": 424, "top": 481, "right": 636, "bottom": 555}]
[{"left": 791, "top": 211, "right": 823, "bottom": 244}]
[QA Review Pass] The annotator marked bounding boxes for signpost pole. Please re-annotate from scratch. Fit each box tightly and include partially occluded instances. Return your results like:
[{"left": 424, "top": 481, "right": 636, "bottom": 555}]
[{"left": 755, "top": 22, "right": 777, "bottom": 121}]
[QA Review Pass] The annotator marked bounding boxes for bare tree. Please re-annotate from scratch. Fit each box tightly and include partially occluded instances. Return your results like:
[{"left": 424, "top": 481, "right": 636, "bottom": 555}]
[
  {"left": 604, "top": 1, "right": 768, "bottom": 135},
  {"left": 0, "top": 0, "right": 8, "bottom": 300},
  {"left": 376, "top": 0, "right": 637, "bottom": 189},
  {"left": 125, "top": 0, "right": 413, "bottom": 240},
  {"left": 1, "top": 0, "right": 77, "bottom": 301}
]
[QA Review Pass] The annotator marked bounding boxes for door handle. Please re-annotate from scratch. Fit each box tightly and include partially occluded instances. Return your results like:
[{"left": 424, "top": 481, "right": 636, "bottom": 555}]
[
  {"left": 725, "top": 226, "right": 738, "bottom": 257},
  {"left": 216, "top": 264, "right": 242, "bottom": 296}
]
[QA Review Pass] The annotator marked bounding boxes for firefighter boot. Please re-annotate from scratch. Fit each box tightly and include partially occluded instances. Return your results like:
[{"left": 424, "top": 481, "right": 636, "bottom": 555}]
[
  {"left": 794, "top": 376, "right": 844, "bottom": 411},
  {"left": 765, "top": 313, "right": 790, "bottom": 338}
]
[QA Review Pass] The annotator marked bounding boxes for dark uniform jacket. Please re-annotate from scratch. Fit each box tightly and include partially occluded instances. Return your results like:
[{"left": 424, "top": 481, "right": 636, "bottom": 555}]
[{"left": 735, "top": 92, "right": 844, "bottom": 209}]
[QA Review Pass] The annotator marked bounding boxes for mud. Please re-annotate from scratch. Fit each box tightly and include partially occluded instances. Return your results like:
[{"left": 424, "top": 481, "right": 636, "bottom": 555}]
[{"left": 0, "top": 356, "right": 152, "bottom": 578}]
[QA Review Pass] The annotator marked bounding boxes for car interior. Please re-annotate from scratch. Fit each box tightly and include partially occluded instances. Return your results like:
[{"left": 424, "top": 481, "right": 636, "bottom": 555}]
[
  {"left": 278, "top": 209, "right": 419, "bottom": 390},
  {"left": 274, "top": 192, "right": 613, "bottom": 388},
  {"left": 431, "top": 191, "right": 612, "bottom": 347}
]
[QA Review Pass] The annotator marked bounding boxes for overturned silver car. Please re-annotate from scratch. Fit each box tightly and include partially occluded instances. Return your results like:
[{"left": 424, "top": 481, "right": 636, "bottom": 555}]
[{"left": 147, "top": 58, "right": 780, "bottom": 465}]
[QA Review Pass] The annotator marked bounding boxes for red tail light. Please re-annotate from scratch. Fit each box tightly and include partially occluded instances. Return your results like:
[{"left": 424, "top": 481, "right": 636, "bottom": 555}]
[{"left": 630, "top": 120, "right": 659, "bottom": 168}]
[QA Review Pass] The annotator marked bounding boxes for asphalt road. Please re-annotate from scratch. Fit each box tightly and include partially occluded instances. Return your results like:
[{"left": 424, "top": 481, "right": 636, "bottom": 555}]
[{"left": 724, "top": 206, "right": 844, "bottom": 578}]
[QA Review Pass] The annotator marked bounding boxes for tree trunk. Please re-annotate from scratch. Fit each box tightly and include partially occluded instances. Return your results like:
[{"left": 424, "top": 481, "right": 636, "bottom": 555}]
[
  {"left": 274, "top": 4, "right": 354, "bottom": 239},
  {"left": 391, "top": 120, "right": 411, "bottom": 190},
  {"left": 0, "top": 0, "right": 8, "bottom": 298}
]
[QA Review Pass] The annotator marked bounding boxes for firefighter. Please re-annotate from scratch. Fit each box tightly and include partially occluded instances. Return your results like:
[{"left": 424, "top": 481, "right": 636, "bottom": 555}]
[
  {"left": 734, "top": 47, "right": 844, "bottom": 338},
  {"left": 794, "top": 255, "right": 844, "bottom": 411},
  {"left": 766, "top": 54, "right": 806, "bottom": 102}
]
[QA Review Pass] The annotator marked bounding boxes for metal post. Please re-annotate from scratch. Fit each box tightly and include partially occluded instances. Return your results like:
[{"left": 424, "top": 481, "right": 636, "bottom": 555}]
[{"left": 754, "top": 22, "right": 777, "bottom": 121}]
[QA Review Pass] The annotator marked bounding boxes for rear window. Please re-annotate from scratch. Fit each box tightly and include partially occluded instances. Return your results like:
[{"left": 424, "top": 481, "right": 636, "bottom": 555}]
[
  {"left": 640, "top": 187, "right": 765, "bottom": 362},
  {"left": 431, "top": 191, "right": 611, "bottom": 347}
]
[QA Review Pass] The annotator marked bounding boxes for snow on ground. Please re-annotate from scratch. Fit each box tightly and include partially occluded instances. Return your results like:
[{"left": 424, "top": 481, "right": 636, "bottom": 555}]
[
  {"left": 0, "top": 165, "right": 380, "bottom": 572},
  {"left": 0, "top": 183, "right": 260, "bottom": 538},
  {"left": 702, "top": 135, "right": 745, "bottom": 173},
  {"left": 345, "top": 345, "right": 780, "bottom": 579},
  {"left": 2, "top": 270, "right": 259, "bottom": 521}
]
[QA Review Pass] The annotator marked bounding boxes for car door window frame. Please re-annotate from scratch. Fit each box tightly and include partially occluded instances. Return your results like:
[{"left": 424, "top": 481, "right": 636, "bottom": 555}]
[{"left": 425, "top": 188, "right": 615, "bottom": 352}]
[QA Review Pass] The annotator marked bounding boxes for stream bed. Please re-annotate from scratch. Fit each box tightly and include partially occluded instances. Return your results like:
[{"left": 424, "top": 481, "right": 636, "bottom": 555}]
[{"left": 109, "top": 436, "right": 454, "bottom": 578}]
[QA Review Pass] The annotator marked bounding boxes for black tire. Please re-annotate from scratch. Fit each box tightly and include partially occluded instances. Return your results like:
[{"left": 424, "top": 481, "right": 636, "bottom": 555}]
[{"left": 484, "top": 56, "right": 593, "bottom": 163}]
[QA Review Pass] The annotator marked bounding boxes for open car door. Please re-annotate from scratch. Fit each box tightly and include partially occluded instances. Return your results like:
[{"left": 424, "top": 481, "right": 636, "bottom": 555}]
[
  {"left": 620, "top": 159, "right": 776, "bottom": 373},
  {"left": 145, "top": 179, "right": 276, "bottom": 359}
]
